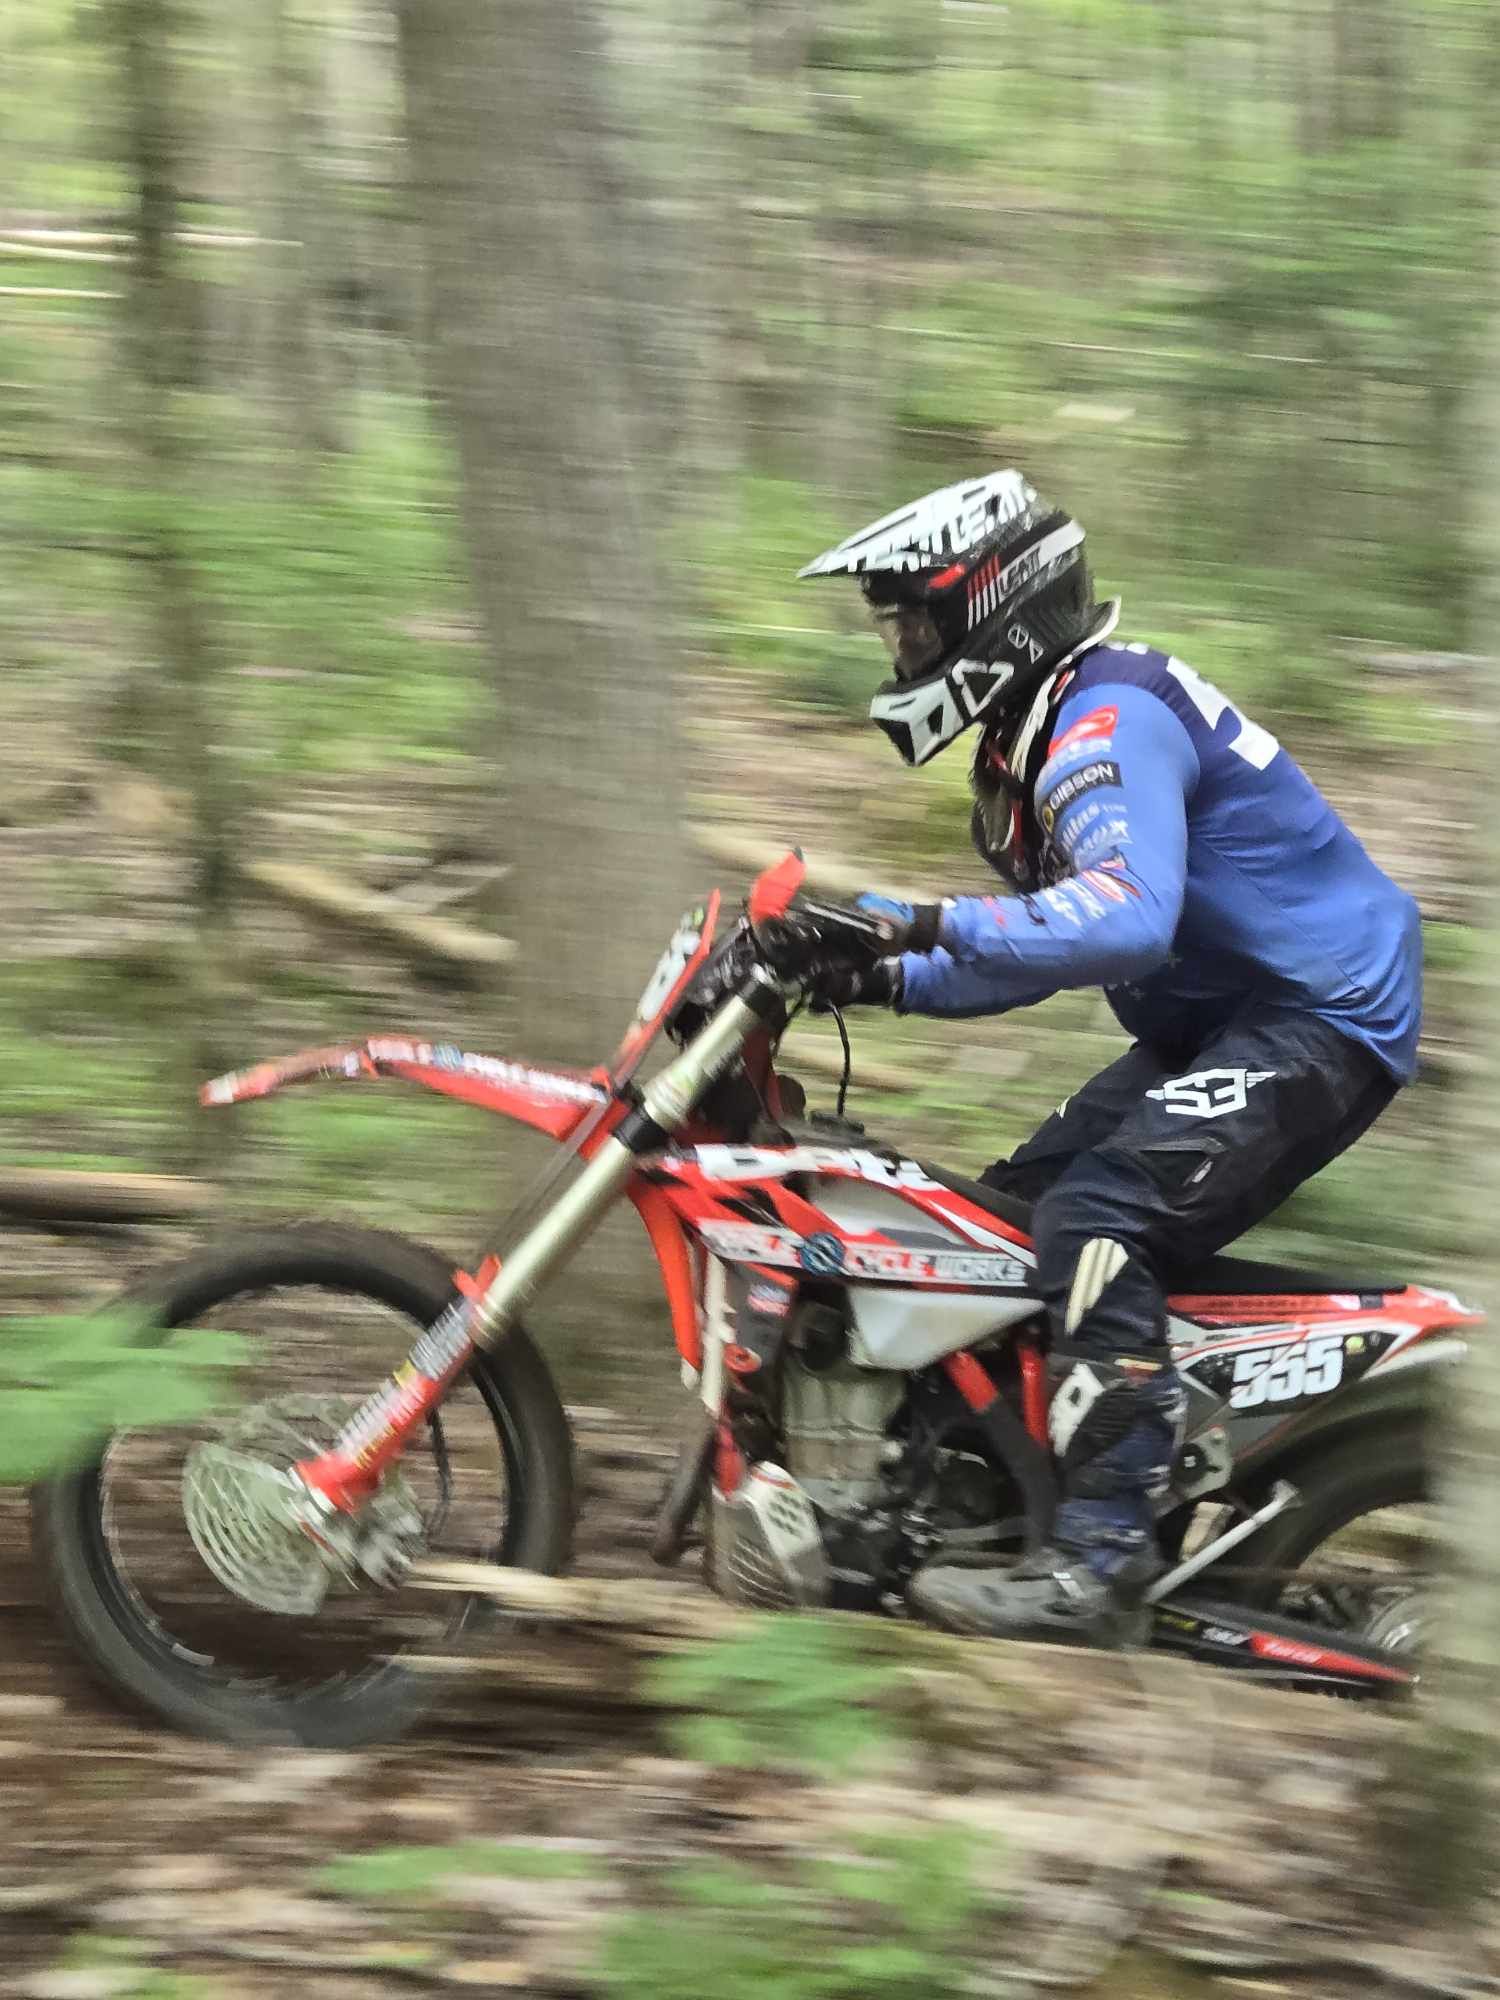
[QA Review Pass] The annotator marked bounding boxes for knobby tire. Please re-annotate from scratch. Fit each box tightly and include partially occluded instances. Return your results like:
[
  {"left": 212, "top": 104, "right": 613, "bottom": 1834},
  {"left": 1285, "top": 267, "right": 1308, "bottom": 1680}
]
[{"left": 30, "top": 1222, "right": 575, "bottom": 1747}]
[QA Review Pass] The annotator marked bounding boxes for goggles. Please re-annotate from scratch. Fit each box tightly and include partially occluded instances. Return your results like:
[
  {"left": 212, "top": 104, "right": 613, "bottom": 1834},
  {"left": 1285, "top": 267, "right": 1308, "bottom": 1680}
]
[{"left": 870, "top": 601, "right": 943, "bottom": 681}]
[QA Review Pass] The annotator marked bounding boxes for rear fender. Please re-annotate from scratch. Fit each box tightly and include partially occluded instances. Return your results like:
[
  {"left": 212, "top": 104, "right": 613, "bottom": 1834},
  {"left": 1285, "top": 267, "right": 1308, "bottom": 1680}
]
[
  {"left": 201, "top": 1036, "right": 610, "bottom": 1143},
  {"left": 1228, "top": 1340, "right": 1461, "bottom": 1499}
]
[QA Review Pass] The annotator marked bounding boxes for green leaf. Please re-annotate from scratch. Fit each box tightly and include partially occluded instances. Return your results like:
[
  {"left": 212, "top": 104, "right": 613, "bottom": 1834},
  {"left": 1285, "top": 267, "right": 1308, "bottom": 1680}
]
[
  {"left": 0, "top": 1311, "right": 246, "bottom": 1484},
  {"left": 646, "top": 1614, "right": 910, "bottom": 1776},
  {"left": 314, "top": 1838, "right": 597, "bottom": 1905}
]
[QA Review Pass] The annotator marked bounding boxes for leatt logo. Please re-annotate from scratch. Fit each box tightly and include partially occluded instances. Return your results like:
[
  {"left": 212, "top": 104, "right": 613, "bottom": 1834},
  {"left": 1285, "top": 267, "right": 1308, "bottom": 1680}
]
[
  {"left": 1007, "top": 619, "right": 1044, "bottom": 663},
  {"left": 1147, "top": 1068, "right": 1276, "bottom": 1119}
]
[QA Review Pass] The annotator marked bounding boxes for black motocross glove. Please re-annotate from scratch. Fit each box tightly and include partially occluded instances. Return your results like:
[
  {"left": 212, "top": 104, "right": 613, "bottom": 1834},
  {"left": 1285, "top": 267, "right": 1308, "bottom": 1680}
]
[
  {"left": 808, "top": 958, "right": 903, "bottom": 1014},
  {"left": 849, "top": 895, "right": 943, "bottom": 955},
  {"left": 804, "top": 895, "right": 942, "bottom": 1012}
]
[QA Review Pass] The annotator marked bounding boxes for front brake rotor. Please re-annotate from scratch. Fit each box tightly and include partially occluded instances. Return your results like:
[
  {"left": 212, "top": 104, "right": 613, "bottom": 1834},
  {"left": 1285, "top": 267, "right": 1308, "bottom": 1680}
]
[{"left": 182, "top": 1394, "right": 424, "bottom": 1616}]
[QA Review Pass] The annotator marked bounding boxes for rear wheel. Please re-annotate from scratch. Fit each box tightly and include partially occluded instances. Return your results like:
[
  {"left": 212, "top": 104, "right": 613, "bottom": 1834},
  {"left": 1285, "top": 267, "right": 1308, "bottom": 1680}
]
[
  {"left": 1223, "top": 1428, "right": 1430, "bottom": 1657},
  {"left": 32, "top": 1223, "right": 574, "bottom": 1746}
]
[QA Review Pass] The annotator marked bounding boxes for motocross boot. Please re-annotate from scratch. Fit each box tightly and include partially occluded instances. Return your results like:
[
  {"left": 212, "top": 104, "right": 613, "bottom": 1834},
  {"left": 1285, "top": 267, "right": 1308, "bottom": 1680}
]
[{"left": 909, "top": 1350, "right": 1186, "bottom": 1648}]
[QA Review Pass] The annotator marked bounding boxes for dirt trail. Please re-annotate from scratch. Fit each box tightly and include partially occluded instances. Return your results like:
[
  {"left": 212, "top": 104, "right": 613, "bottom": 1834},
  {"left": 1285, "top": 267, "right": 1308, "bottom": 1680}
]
[
  {"left": 0, "top": 1223, "right": 1489, "bottom": 1999},
  {"left": 0, "top": 668, "right": 1482, "bottom": 1996},
  {"left": 0, "top": 1405, "right": 1473, "bottom": 2000},
  {"left": 0, "top": 1302, "right": 677, "bottom": 1995}
]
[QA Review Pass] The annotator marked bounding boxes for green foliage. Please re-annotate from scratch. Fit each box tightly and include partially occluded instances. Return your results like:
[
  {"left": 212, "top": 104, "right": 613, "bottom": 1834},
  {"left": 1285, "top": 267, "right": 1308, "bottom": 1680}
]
[
  {"left": 0, "top": 0, "right": 124, "bottom": 214},
  {"left": 348, "top": 1941, "right": 444, "bottom": 1972},
  {"left": 599, "top": 1829, "right": 997, "bottom": 2000},
  {"left": 51, "top": 1931, "right": 214, "bottom": 1997},
  {"left": 1, "top": 358, "right": 477, "bottom": 772},
  {"left": 644, "top": 1614, "right": 907, "bottom": 1774},
  {"left": 692, "top": 475, "right": 895, "bottom": 718},
  {"left": 315, "top": 1838, "right": 599, "bottom": 1905},
  {"left": 251, "top": 1083, "right": 485, "bottom": 1222},
  {"left": 0, "top": 1309, "right": 246, "bottom": 1483},
  {"left": 1240, "top": 1132, "right": 1461, "bottom": 1274},
  {"left": 176, "top": 407, "right": 481, "bottom": 775},
  {"left": 1422, "top": 921, "right": 1480, "bottom": 978}
]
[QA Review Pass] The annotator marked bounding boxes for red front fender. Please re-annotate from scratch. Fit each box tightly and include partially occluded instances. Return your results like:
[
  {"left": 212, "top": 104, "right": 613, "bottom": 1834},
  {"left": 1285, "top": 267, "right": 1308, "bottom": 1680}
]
[
  {"left": 203, "top": 1038, "right": 701, "bottom": 1362},
  {"left": 201, "top": 1036, "right": 610, "bottom": 1143}
]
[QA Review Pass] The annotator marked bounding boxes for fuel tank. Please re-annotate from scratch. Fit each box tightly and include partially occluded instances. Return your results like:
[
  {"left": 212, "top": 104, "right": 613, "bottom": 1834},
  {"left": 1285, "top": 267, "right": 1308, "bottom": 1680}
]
[{"left": 813, "top": 1181, "right": 1038, "bottom": 1371}]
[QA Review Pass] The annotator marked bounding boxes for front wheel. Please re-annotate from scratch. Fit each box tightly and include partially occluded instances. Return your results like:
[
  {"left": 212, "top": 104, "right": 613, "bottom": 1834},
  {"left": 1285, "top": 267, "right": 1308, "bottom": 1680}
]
[{"left": 32, "top": 1223, "right": 574, "bottom": 1746}]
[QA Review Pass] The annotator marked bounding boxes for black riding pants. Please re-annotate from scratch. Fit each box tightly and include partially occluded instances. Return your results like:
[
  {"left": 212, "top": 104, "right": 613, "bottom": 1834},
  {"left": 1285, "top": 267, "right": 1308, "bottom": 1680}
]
[{"left": 982, "top": 1010, "right": 1399, "bottom": 1363}]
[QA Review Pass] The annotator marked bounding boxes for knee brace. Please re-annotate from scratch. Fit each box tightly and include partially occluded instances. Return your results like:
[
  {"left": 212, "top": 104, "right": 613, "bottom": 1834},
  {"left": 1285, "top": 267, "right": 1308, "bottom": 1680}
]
[
  {"left": 1048, "top": 1346, "right": 1186, "bottom": 1501},
  {"left": 1035, "top": 1221, "right": 1169, "bottom": 1358}
]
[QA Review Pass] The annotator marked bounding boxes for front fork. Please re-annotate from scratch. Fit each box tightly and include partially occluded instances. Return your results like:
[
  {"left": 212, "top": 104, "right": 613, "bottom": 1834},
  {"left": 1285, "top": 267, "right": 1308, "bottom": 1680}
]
[{"left": 291, "top": 978, "right": 780, "bottom": 1533}]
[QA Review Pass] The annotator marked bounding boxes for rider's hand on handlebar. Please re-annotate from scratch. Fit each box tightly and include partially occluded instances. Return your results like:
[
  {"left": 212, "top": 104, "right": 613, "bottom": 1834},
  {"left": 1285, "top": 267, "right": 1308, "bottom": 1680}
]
[
  {"left": 808, "top": 958, "right": 902, "bottom": 1014},
  {"left": 851, "top": 894, "right": 943, "bottom": 953},
  {"left": 751, "top": 887, "right": 941, "bottom": 980}
]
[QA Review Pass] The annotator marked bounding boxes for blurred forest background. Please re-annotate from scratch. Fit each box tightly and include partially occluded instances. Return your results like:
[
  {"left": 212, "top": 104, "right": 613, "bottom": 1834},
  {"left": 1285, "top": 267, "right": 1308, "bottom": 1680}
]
[
  {"left": 3, "top": 0, "right": 1494, "bottom": 1392},
  {"left": 5, "top": 4, "right": 1500, "bottom": 1993}
]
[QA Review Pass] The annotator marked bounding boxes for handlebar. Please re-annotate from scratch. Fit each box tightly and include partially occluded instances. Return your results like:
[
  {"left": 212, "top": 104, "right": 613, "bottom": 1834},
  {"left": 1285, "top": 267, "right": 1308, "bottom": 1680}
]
[
  {"left": 752, "top": 896, "right": 902, "bottom": 977},
  {"left": 657, "top": 852, "right": 904, "bottom": 1051},
  {"left": 744, "top": 848, "right": 907, "bottom": 981}
]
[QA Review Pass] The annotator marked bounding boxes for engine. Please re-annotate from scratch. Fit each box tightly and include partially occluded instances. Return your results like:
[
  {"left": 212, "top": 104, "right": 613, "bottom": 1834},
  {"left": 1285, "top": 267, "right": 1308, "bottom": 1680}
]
[
  {"left": 709, "top": 1300, "right": 1017, "bottom": 1612},
  {"left": 781, "top": 1348, "right": 905, "bottom": 1516}
]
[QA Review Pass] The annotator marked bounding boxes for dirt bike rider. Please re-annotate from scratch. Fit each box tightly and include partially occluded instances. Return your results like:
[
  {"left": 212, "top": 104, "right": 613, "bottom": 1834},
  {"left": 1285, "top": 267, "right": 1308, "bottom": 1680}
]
[{"left": 797, "top": 469, "right": 1422, "bottom": 1647}]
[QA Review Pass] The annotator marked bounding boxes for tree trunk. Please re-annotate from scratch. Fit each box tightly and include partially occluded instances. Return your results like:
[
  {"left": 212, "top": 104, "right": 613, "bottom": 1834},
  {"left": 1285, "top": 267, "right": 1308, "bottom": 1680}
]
[
  {"left": 1398, "top": 49, "right": 1500, "bottom": 1924},
  {"left": 259, "top": 0, "right": 345, "bottom": 460},
  {"left": 108, "top": 0, "right": 242, "bottom": 1174},
  {"left": 392, "top": 0, "right": 701, "bottom": 1386},
  {"left": 392, "top": 0, "right": 695, "bottom": 1070},
  {"left": 319, "top": 0, "right": 406, "bottom": 404}
]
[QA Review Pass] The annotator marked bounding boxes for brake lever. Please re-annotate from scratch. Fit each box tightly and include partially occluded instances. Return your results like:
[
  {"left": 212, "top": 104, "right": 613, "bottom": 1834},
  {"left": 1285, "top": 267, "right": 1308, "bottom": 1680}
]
[
  {"left": 794, "top": 896, "right": 907, "bottom": 959},
  {"left": 752, "top": 911, "right": 823, "bottom": 975},
  {"left": 753, "top": 901, "right": 905, "bottom": 987}
]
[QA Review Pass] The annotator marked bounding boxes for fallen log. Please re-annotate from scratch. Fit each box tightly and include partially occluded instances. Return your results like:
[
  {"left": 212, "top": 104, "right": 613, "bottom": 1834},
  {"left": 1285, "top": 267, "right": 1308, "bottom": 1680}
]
[
  {"left": 92, "top": 778, "right": 512, "bottom": 979},
  {"left": 0, "top": 227, "right": 289, "bottom": 249},
  {"left": 410, "top": 1559, "right": 743, "bottom": 1639},
  {"left": 0, "top": 239, "right": 119, "bottom": 264},
  {"left": 242, "top": 859, "right": 513, "bottom": 978},
  {"left": 403, "top": 1559, "right": 1150, "bottom": 1731},
  {"left": 406, "top": 1562, "right": 1053, "bottom": 1672},
  {"left": 383, "top": 863, "right": 510, "bottom": 915},
  {"left": 0, "top": 1169, "right": 213, "bottom": 1224},
  {"left": 0, "top": 286, "right": 120, "bottom": 300}
]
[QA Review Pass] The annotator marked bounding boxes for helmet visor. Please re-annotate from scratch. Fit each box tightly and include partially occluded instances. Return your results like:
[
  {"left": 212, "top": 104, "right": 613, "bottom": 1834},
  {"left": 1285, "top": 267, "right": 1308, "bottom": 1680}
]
[{"left": 871, "top": 603, "right": 942, "bottom": 682}]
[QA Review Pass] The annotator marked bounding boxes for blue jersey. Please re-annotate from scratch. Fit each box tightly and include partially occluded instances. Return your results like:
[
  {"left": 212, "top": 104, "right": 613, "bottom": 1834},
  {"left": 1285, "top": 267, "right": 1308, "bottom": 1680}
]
[{"left": 897, "top": 643, "right": 1423, "bottom": 1082}]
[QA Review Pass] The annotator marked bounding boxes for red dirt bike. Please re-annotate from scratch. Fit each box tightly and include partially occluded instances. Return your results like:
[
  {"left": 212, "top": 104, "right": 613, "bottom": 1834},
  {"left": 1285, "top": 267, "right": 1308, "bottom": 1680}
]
[{"left": 33, "top": 853, "right": 1474, "bottom": 1743}]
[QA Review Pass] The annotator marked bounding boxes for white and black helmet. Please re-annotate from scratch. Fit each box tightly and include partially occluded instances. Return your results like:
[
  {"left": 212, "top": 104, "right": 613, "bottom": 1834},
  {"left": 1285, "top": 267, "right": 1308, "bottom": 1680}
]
[{"left": 799, "top": 469, "right": 1116, "bottom": 767}]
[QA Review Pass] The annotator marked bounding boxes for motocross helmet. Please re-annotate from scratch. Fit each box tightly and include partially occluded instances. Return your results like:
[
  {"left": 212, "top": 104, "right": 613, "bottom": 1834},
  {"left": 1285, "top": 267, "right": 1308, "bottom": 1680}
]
[{"left": 798, "top": 469, "right": 1115, "bottom": 768}]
